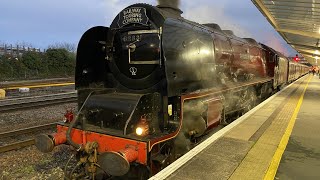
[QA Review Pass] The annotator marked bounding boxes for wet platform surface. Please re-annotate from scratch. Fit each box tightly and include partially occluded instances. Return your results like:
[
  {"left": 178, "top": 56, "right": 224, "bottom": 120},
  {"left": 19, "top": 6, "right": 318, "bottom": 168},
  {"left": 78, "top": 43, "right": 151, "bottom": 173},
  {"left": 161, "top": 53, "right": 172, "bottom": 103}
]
[
  {"left": 276, "top": 75, "right": 320, "bottom": 180},
  {"left": 150, "top": 74, "right": 320, "bottom": 180}
]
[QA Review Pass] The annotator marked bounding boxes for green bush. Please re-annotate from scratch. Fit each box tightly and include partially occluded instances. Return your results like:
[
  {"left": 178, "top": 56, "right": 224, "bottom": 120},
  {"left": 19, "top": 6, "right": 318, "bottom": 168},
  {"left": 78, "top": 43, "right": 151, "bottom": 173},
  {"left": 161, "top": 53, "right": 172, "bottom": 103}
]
[
  {"left": 45, "top": 48, "right": 75, "bottom": 76},
  {"left": 0, "top": 48, "right": 76, "bottom": 81}
]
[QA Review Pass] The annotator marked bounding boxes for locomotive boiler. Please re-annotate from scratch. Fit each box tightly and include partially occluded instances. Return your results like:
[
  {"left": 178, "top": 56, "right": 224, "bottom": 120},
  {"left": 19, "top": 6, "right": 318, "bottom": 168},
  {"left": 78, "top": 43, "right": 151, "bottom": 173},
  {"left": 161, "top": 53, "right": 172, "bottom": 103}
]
[{"left": 35, "top": 1, "right": 308, "bottom": 179}]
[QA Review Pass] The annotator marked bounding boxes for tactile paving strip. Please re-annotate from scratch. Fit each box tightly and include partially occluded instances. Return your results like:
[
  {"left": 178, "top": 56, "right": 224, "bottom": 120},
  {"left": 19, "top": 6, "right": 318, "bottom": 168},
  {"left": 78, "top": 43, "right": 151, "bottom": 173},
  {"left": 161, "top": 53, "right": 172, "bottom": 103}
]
[{"left": 229, "top": 76, "right": 311, "bottom": 180}]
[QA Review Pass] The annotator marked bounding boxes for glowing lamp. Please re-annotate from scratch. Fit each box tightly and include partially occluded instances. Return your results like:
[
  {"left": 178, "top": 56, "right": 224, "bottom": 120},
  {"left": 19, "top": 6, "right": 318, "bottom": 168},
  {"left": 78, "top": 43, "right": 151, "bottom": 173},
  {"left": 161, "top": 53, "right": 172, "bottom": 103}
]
[
  {"left": 135, "top": 127, "right": 144, "bottom": 136},
  {"left": 293, "top": 54, "right": 299, "bottom": 62},
  {"left": 135, "top": 115, "right": 149, "bottom": 136}
]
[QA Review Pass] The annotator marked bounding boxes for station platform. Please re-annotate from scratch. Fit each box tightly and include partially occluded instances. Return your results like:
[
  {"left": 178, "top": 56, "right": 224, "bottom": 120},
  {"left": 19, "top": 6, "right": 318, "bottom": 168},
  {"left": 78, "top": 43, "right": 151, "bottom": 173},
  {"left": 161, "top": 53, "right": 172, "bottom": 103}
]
[{"left": 150, "top": 74, "right": 320, "bottom": 180}]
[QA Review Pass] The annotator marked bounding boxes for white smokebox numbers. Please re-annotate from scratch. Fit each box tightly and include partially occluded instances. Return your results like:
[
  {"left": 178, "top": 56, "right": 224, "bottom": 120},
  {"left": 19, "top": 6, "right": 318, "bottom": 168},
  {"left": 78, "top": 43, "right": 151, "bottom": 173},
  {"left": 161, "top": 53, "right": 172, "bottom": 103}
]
[
  {"left": 129, "top": 67, "right": 138, "bottom": 76},
  {"left": 117, "top": 7, "right": 149, "bottom": 27}
]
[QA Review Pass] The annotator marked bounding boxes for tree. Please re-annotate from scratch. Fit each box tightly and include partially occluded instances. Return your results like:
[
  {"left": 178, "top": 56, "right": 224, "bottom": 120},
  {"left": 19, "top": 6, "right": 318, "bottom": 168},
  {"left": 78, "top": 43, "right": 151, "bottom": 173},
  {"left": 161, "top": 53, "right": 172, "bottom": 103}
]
[
  {"left": 21, "top": 51, "right": 45, "bottom": 76},
  {"left": 45, "top": 48, "right": 75, "bottom": 76},
  {"left": 0, "top": 55, "right": 28, "bottom": 79},
  {"left": 0, "top": 42, "right": 76, "bottom": 80},
  {"left": 48, "top": 42, "right": 77, "bottom": 53}
]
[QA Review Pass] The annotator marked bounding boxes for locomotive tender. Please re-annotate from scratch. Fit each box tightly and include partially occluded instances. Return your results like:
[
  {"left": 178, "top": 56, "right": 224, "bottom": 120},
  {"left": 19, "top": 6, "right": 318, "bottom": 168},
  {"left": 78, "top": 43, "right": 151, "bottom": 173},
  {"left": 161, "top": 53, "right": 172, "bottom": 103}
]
[{"left": 35, "top": 1, "right": 308, "bottom": 179}]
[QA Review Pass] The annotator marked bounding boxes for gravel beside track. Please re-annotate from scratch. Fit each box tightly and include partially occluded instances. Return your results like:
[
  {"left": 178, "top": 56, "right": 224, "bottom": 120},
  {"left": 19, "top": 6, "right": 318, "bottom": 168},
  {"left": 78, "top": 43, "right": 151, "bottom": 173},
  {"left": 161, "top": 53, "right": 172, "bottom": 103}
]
[
  {"left": 0, "top": 103, "right": 77, "bottom": 132},
  {"left": 0, "top": 92, "right": 77, "bottom": 113},
  {"left": 0, "top": 145, "right": 73, "bottom": 179},
  {"left": 0, "top": 124, "right": 57, "bottom": 152},
  {"left": 0, "top": 102, "right": 77, "bottom": 179},
  {"left": 0, "top": 78, "right": 76, "bottom": 179}
]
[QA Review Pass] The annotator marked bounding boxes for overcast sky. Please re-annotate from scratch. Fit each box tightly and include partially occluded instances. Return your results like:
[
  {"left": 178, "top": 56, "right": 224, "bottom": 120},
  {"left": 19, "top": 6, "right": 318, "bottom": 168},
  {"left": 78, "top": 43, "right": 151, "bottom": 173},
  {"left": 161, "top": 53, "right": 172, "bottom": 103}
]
[{"left": 0, "top": 0, "right": 297, "bottom": 56}]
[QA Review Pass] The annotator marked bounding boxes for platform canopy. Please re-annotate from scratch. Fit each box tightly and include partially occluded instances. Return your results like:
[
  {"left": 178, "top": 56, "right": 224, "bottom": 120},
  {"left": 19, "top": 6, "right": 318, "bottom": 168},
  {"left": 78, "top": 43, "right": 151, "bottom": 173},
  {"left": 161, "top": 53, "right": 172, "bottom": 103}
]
[{"left": 252, "top": 0, "right": 320, "bottom": 65}]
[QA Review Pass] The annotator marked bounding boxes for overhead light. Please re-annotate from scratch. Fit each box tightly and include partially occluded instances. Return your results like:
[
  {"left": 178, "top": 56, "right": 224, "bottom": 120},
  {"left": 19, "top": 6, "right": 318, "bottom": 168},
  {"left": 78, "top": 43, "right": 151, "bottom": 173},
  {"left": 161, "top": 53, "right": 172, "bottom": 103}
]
[
  {"left": 315, "top": 56, "right": 319, "bottom": 60},
  {"left": 316, "top": 50, "right": 320, "bottom": 55}
]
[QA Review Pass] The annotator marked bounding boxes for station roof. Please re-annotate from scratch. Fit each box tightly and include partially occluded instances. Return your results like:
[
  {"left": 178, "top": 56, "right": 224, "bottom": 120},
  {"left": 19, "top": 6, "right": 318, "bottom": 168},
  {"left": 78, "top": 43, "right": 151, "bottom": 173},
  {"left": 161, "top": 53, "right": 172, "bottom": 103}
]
[{"left": 252, "top": 0, "right": 320, "bottom": 65}]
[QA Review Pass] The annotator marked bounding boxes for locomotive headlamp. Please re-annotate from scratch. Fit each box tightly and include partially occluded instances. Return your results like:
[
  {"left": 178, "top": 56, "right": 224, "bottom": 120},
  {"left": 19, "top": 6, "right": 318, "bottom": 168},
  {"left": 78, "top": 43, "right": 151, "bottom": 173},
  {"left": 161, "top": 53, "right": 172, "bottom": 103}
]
[
  {"left": 135, "top": 127, "right": 145, "bottom": 136},
  {"left": 135, "top": 115, "right": 149, "bottom": 136}
]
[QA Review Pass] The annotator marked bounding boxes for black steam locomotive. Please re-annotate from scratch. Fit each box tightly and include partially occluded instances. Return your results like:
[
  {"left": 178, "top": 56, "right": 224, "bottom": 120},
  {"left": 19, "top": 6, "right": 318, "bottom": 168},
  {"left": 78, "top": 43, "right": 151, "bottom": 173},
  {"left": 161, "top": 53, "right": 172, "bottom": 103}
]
[{"left": 35, "top": 1, "right": 308, "bottom": 179}]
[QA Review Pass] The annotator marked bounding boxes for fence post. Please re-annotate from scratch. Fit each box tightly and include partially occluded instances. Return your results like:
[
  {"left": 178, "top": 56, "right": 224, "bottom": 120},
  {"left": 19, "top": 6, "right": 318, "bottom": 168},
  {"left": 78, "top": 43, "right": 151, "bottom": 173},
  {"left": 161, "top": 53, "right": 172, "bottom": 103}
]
[{"left": 17, "top": 45, "right": 19, "bottom": 57}]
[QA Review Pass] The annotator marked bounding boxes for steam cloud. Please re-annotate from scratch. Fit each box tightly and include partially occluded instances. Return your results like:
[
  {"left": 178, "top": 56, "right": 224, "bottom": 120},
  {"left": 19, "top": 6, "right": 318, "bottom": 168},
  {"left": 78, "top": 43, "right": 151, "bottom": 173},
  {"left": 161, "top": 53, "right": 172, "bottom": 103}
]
[
  {"left": 180, "top": 0, "right": 292, "bottom": 56},
  {"left": 183, "top": 2, "right": 252, "bottom": 38}
]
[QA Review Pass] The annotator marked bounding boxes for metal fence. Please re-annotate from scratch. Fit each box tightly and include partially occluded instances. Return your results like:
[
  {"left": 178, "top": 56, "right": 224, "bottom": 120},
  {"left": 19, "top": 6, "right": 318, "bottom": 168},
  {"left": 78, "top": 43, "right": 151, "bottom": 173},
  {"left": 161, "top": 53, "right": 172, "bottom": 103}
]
[{"left": 0, "top": 44, "right": 42, "bottom": 57}]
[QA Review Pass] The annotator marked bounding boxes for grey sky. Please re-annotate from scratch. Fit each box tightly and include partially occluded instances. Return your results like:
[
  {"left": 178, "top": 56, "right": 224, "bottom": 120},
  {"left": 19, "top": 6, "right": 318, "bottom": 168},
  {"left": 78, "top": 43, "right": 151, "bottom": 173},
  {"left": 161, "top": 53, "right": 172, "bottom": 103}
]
[{"left": 0, "top": 0, "right": 296, "bottom": 55}]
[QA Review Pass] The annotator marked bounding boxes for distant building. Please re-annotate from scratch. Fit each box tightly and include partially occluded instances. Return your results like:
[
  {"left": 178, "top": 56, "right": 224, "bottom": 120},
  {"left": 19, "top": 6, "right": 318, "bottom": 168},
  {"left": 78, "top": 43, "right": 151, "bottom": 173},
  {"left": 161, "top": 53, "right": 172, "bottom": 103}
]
[{"left": 0, "top": 44, "right": 42, "bottom": 58}]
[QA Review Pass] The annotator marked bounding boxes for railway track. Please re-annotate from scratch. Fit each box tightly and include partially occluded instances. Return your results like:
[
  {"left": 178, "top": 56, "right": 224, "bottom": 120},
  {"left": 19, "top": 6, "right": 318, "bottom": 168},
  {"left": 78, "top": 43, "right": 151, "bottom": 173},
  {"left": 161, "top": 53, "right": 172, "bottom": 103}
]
[
  {"left": 0, "top": 123, "right": 57, "bottom": 153},
  {"left": 0, "top": 77, "right": 74, "bottom": 89},
  {"left": 0, "top": 92, "right": 77, "bottom": 113}
]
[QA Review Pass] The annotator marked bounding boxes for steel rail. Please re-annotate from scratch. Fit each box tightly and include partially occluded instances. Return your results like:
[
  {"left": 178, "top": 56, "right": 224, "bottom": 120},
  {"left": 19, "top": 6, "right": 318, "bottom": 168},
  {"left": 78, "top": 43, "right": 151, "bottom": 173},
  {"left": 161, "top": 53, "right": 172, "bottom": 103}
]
[
  {"left": 0, "top": 139, "right": 35, "bottom": 153},
  {"left": 0, "top": 93, "right": 77, "bottom": 113},
  {"left": 0, "top": 92, "right": 76, "bottom": 102},
  {"left": 0, "top": 123, "right": 58, "bottom": 153},
  {"left": 0, "top": 123, "right": 57, "bottom": 139}
]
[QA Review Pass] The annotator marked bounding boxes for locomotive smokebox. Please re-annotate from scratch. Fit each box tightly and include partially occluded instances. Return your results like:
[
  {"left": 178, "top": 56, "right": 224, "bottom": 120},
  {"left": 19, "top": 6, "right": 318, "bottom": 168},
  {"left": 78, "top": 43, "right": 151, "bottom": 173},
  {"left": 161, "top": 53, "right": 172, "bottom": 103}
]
[
  {"left": 157, "top": 0, "right": 183, "bottom": 17},
  {"left": 98, "top": 147, "right": 138, "bottom": 176}
]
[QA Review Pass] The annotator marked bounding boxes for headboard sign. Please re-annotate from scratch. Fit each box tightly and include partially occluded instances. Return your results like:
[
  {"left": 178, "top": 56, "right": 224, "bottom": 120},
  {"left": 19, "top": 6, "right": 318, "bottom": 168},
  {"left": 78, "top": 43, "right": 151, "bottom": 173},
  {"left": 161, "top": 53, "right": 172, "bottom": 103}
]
[{"left": 117, "top": 7, "right": 149, "bottom": 28}]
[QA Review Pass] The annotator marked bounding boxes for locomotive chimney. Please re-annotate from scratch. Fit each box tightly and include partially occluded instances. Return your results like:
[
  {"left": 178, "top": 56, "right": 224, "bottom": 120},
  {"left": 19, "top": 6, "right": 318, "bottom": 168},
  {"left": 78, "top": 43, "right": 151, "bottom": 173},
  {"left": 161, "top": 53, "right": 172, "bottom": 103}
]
[{"left": 157, "top": 0, "right": 183, "bottom": 17}]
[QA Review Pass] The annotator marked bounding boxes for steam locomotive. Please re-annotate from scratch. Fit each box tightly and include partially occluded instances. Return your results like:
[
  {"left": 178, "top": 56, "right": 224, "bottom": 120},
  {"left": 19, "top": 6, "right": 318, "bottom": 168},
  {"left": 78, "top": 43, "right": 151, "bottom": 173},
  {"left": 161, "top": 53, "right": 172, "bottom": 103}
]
[{"left": 35, "top": 1, "right": 308, "bottom": 179}]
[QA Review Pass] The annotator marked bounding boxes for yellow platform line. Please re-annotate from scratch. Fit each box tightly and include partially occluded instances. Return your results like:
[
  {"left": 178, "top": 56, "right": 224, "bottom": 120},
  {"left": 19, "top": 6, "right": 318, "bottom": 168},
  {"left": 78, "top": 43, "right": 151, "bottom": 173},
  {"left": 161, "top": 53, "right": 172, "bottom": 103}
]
[
  {"left": 264, "top": 76, "right": 312, "bottom": 180},
  {"left": 4, "top": 82, "right": 75, "bottom": 90}
]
